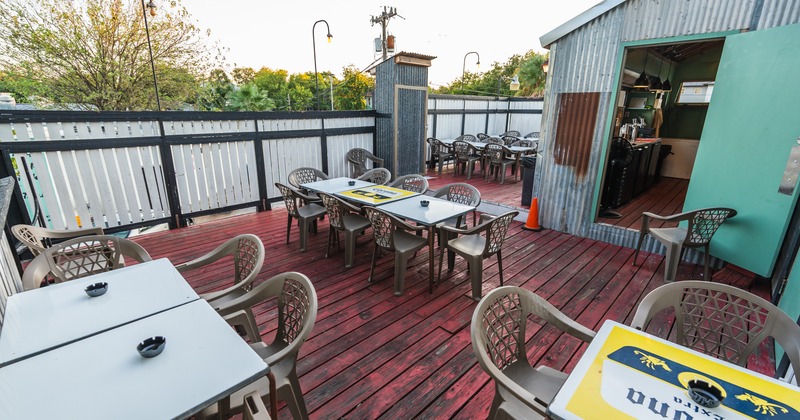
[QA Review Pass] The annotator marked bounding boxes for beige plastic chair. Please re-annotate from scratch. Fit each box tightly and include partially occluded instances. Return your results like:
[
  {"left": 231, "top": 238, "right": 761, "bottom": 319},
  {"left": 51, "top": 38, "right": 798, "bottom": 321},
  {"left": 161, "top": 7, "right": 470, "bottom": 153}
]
[
  {"left": 356, "top": 167, "right": 392, "bottom": 185},
  {"left": 633, "top": 207, "right": 737, "bottom": 282},
  {"left": 287, "top": 167, "right": 329, "bottom": 202},
  {"left": 501, "top": 130, "right": 521, "bottom": 137},
  {"left": 21, "top": 235, "right": 152, "bottom": 291},
  {"left": 11, "top": 224, "right": 105, "bottom": 257},
  {"left": 452, "top": 140, "right": 484, "bottom": 179},
  {"left": 438, "top": 211, "right": 519, "bottom": 300},
  {"left": 347, "top": 148, "right": 384, "bottom": 178},
  {"left": 317, "top": 192, "right": 371, "bottom": 268},
  {"left": 426, "top": 137, "right": 454, "bottom": 175},
  {"left": 174, "top": 234, "right": 264, "bottom": 312},
  {"left": 243, "top": 391, "right": 272, "bottom": 420},
  {"left": 471, "top": 285, "right": 595, "bottom": 418},
  {"left": 524, "top": 132, "right": 540, "bottom": 139},
  {"left": 476, "top": 133, "right": 490, "bottom": 142},
  {"left": 199, "top": 272, "right": 317, "bottom": 420},
  {"left": 388, "top": 174, "right": 429, "bottom": 194},
  {"left": 275, "top": 183, "right": 326, "bottom": 252},
  {"left": 631, "top": 280, "right": 800, "bottom": 374},
  {"left": 484, "top": 143, "right": 517, "bottom": 184},
  {"left": 433, "top": 183, "right": 481, "bottom": 228},
  {"left": 363, "top": 206, "right": 428, "bottom": 296}
]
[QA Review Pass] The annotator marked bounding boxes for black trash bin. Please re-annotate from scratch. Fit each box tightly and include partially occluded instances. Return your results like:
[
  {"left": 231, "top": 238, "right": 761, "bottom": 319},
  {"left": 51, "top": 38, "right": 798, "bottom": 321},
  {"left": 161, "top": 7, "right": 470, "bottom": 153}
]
[
  {"left": 520, "top": 155, "right": 537, "bottom": 207},
  {"left": 654, "top": 144, "right": 673, "bottom": 183}
]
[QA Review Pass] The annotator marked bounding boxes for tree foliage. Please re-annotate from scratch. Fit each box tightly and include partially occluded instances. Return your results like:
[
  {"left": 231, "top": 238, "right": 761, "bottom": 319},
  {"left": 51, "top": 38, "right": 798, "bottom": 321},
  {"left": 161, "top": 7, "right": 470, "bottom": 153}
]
[
  {"left": 227, "top": 83, "right": 274, "bottom": 111},
  {"left": 333, "top": 66, "right": 375, "bottom": 111},
  {"left": 0, "top": 0, "right": 212, "bottom": 110},
  {"left": 434, "top": 50, "right": 548, "bottom": 98}
]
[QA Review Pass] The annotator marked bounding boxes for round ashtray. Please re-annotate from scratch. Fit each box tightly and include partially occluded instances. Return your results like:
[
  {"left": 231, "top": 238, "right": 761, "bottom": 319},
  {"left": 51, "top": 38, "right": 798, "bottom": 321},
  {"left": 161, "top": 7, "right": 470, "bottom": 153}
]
[
  {"left": 137, "top": 336, "right": 166, "bottom": 358},
  {"left": 420, "top": 200, "right": 430, "bottom": 207},
  {"left": 348, "top": 180, "right": 356, "bottom": 186},
  {"left": 688, "top": 380, "right": 724, "bottom": 408},
  {"left": 84, "top": 282, "right": 108, "bottom": 297}
]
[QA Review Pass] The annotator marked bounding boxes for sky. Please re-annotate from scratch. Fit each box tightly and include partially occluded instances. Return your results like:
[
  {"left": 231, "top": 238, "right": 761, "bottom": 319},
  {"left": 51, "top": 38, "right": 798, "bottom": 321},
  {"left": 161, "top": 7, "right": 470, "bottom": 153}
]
[{"left": 182, "top": 0, "right": 601, "bottom": 88}]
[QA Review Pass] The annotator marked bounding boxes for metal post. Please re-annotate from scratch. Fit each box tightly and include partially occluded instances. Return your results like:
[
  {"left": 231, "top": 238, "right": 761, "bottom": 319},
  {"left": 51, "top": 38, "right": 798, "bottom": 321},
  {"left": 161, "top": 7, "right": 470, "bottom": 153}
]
[
  {"left": 141, "top": 0, "right": 161, "bottom": 111},
  {"left": 312, "top": 20, "right": 332, "bottom": 111},
  {"left": 462, "top": 52, "right": 479, "bottom": 94}
]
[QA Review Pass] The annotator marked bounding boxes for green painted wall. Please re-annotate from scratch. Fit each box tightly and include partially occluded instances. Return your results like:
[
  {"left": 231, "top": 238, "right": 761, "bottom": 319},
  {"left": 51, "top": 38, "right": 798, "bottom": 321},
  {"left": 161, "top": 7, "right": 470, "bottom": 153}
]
[{"left": 661, "top": 44, "right": 723, "bottom": 139}]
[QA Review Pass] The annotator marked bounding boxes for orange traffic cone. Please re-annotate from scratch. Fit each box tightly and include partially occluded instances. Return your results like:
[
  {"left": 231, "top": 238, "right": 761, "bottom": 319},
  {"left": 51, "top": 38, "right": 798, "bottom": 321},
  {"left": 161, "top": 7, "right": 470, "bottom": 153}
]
[{"left": 522, "top": 197, "right": 542, "bottom": 231}]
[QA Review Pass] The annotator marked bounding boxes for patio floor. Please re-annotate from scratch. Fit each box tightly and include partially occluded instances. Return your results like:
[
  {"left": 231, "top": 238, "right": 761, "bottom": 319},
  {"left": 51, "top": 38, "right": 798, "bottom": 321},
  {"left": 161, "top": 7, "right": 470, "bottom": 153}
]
[{"left": 129, "top": 185, "right": 773, "bottom": 418}]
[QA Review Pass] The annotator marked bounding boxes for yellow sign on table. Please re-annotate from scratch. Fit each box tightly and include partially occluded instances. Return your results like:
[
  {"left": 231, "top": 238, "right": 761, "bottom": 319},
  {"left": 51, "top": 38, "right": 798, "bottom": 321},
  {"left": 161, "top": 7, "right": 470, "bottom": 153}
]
[
  {"left": 549, "top": 321, "right": 800, "bottom": 420},
  {"left": 336, "top": 185, "right": 418, "bottom": 205}
]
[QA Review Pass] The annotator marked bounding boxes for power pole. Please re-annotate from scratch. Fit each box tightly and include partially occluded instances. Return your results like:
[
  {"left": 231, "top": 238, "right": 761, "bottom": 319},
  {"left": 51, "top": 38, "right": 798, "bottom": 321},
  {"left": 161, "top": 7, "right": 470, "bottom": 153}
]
[{"left": 370, "top": 6, "right": 403, "bottom": 60}]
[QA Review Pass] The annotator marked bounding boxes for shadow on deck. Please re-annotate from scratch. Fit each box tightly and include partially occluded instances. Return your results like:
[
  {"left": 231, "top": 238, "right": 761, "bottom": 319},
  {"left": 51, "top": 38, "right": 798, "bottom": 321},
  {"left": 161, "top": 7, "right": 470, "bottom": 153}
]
[{"left": 130, "top": 200, "right": 772, "bottom": 418}]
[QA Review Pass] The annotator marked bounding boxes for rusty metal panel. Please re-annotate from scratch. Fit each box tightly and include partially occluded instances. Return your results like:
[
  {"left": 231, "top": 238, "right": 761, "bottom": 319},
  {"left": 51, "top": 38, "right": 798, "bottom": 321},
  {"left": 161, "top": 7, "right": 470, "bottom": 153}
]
[{"left": 553, "top": 92, "right": 600, "bottom": 179}]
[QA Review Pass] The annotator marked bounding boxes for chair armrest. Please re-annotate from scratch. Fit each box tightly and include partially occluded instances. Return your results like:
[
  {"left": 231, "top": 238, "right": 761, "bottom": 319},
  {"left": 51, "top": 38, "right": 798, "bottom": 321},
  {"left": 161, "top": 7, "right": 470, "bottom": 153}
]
[
  {"left": 222, "top": 309, "right": 261, "bottom": 343},
  {"left": 174, "top": 252, "right": 225, "bottom": 273},
  {"left": 243, "top": 391, "right": 272, "bottom": 420},
  {"left": 441, "top": 218, "right": 492, "bottom": 235}
]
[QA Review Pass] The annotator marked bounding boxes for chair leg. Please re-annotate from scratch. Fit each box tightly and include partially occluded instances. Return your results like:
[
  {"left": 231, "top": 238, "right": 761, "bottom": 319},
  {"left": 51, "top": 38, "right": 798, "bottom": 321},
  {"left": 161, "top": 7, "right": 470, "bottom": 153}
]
[
  {"left": 368, "top": 243, "right": 379, "bottom": 283},
  {"left": 703, "top": 244, "right": 711, "bottom": 280},
  {"left": 437, "top": 244, "right": 446, "bottom": 285},
  {"left": 469, "top": 258, "right": 485, "bottom": 300},
  {"left": 280, "top": 369, "right": 310, "bottom": 420},
  {"left": 325, "top": 228, "right": 334, "bottom": 258},
  {"left": 394, "top": 253, "right": 409, "bottom": 296},
  {"left": 633, "top": 231, "right": 647, "bottom": 266},
  {"left": 663, "top": 243, "right": 682, "bottom": 282},
  {"left": 344, "top": 230, "right": 357, "bottom": 268},
  {"left": 298, "top": 218, "right": 308, "bottom": 252},
  {"left": 285, "top": 215, "right": 292, "bottom": 244},
  {"left": 497, "top": 251, "right": 504, "bottom": 286}
]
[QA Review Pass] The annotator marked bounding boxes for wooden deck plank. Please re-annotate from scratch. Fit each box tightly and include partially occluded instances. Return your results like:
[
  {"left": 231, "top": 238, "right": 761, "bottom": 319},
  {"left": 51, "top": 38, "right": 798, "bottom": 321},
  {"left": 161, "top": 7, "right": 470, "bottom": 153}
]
[{"left": 120, "top": 202, "right": 773, "bottom": 419}]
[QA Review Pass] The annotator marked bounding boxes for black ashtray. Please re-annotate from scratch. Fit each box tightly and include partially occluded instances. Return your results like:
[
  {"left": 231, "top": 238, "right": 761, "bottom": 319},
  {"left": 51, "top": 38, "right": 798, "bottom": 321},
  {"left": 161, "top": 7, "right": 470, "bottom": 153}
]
[
  {"left": 688, "top": 380, "right": 724, "bottom": 408},
  {"left": 137, "top": 336, "right": 166, "bottom": 358},
  {"left": 84, "top": 282, "right": 108, "bottom": 297},
  {"left": 420, "top": 200, "right": 430, "bottom": 207},
  {"left": 348, "top": 180, "right": 356, "bottom": 186}
]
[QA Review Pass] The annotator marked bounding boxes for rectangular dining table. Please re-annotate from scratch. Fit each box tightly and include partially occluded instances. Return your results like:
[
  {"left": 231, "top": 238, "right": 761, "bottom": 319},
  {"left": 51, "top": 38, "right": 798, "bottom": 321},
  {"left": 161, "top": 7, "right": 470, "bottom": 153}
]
[
  {"left": 0, "top": 258, "right": 199, "bottom": 366},
  {"left": 377, "top": 195, "right": 476, "bottom": 293},
  {"left": 300, "top": 177, "right": 375, "bottom": 194},
  {"left": 335, "top": 184, "right": 420, "bottom": 206},
  {"left": 547, "top": 320, "right": 800, "bottom": 420},
  {"left": 0, "top": 299, "right": 269, "bottom": 419}
]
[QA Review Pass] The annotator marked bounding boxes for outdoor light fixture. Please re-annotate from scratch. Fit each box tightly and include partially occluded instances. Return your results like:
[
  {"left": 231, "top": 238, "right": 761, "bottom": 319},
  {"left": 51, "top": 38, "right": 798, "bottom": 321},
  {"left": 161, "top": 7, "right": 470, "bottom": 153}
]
[
  {"left": 461, "top": 51, "right": 480, "bottom": 94},
  {"left": 141, "top": 0, "right": 161, "bottom": 111},
  {"left": 496, "top": 75, "right": 520, "bottom": 98},
  {"left": 542, "top": 60, "right": 549, "bottom": 73},
  {"left": 662, "top": 61, "right": 673, "bottom": 92},
  {"left": 312, "top": 19, "right": 332, "bottom": 111},
  {"left": 510, "top": 75, "right": 520, "bottom": 91},
  {"left": 633, "top": 50, "right": 651, "bottom": 89}
]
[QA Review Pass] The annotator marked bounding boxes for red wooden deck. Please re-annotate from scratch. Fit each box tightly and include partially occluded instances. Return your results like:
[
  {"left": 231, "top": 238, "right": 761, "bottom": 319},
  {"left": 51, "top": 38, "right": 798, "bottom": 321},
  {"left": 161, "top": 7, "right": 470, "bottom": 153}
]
[{"left": 129, "top": 199, "right": 773, "bottom": 419}]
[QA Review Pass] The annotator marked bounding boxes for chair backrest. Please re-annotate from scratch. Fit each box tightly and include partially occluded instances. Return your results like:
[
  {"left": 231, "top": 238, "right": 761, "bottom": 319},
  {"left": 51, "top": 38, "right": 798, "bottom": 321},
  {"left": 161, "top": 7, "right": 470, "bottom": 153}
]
[
  {"left": 12, "top": 224, "right": 105, "bottom": 257},
  {"left": 389, "top": 174, "right": 428, "bottom": 193},
  {"left": 363, "top": 207, "right": 415, "bottom": 252},
  {"left": 456, "top": 134, "right": 477, "bottom": 143},
  {"left": 452, "top": 140, "right": 475, "bottom": 161},
  {"left": 317, "top": 192, "right": 348, "bottom": 230},
  {"left": 685, "top": 208, "right": 737, "bottom": 246},
  {"left": 502, "top": 130, "right": 520, "bottom": 137},
  {"left": 288, "top": 167, "right": 328, "bottom": 188},
  {"left": 501, "top": 136, "right": 518, "bottom": 146},
  {"left": 524, "top": 132, "right": 540, "bottom": 139},
  {"left": 631, "top": 280, "right": 800, "bottom": 373},
  {"left": 357, "top": 168, "right": 391, "bottom": 185},
  {"left": 346, "top": 148, "right": 383, "bottom": 178},
  {"left": 275, "top": 182, "right": 301, "bottom": 217},
  {"left": 217, "top": 272, "right": 318, "bottom": 366},
  {"left": 476, "top": 133, "right": 490, "bottom": 141},
  {"left": 480, "top": 211, "right": 518, "bottom": 256},
  {"left": 471, "top": 286, "right": 595, "bottom": 413},
  {"left": 433, "top": 183, "right": 481, "bottom": 208},
  {"left": 22, "top": 235, "right": 153, "bottom": 290},
  {"left": 486, "top": 137, "right": 503, "bottom": 145},
  {"left": 177, "top": 234, "right": 264, "bottom": 294},
  {"left": 484, "top": 143, "right": 508, "bottom": 164},
  {"left": 427, "top": 137, "right": 450, "bottom": 156}
]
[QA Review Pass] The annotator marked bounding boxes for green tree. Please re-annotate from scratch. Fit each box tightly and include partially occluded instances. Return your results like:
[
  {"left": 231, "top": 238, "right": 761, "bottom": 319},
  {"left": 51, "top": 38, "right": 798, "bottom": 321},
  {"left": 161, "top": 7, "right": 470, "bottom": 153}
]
[
  {"left": 226, "top": 83, "right": 274, "bottom": 111},
  {"left": 334, "top": 66, "right": 374, "bottom": 110},
  {"left": 231, "top": 67, "right": 255, "bottom": 86},
  {"left": 0, "top": 0, "right": 213, "bottom": 110},
  {"left": 253, "top": 67, "right": 290, "bottom": 109},
  {"left": 195, "top": 69, "right": 233, "bottom": 111},
  {"left": 517, "top": 52, "right": 548, "bottom": 97}
]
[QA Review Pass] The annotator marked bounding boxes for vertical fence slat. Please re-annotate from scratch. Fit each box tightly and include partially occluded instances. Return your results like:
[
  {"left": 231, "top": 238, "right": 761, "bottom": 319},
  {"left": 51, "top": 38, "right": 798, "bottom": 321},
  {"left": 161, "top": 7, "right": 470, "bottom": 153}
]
[{"left": 75, "top": 150, "right": 106, "bottom": 229}]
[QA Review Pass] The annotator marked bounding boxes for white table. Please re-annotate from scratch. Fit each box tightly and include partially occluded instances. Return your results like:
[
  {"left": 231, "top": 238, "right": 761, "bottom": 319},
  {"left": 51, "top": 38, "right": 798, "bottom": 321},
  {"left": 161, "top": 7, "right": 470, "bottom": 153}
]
[
  {"left": 548, "top": 320, "right": 800, "bottom": 420},
  {"left": 0, "top": 299, "right": 269, "bottom": 419},
  {"left": 0, "top": 258, "right": 199, "bottom": 366},
  {"left": 300, "top": 177, "right": 375, "bottom": 194},
  {"left": 378, "top": 195, "right": 475, "bottom": 293}
]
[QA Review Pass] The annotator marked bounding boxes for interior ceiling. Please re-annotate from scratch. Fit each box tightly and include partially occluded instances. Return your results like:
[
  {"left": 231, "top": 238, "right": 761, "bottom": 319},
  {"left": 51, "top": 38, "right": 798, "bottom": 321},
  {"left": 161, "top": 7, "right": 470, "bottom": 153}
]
[{"left": 651, "top": 40, "right": 724, "bottom": 62}]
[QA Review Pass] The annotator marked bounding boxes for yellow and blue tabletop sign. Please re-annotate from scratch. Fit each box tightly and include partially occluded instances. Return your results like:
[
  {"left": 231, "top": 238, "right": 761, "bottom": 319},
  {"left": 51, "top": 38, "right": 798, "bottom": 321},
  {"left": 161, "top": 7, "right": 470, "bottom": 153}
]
[
  {"left": 337, "top": 185, "right": 417, "bottom": 205},
  {"left": 562, "top": 325, "right": 800, "bottom": 420}
]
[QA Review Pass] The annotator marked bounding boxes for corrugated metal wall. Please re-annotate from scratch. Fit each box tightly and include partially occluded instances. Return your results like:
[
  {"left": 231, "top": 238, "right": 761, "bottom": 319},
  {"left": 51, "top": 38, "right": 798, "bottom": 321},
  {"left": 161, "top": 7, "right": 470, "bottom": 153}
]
[{"left": 538, "top": 0, "right": 800, "bottom": 255}]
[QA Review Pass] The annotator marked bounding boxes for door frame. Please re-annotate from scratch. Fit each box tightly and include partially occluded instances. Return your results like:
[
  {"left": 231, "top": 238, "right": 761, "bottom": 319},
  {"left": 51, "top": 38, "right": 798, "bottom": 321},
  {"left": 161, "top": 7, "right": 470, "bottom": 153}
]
[{"left": 393, "top": 84, "right": 429, "bottom": 175}]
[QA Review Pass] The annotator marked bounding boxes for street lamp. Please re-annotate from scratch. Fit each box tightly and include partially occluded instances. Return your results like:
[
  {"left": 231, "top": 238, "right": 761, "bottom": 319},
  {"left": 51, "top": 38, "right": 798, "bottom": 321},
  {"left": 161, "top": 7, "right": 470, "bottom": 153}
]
[
  {"left": 140, "top": 0, "right": 161, "bottom": 111},
  {"left": 461, "top": 51, "right": 480, "bottom": 94},
  {"left": 312, "top": 20, "right": 332, "bottom": 111},
  {"left": 496, "top": 75, "right": 520, "bottom": 98}
]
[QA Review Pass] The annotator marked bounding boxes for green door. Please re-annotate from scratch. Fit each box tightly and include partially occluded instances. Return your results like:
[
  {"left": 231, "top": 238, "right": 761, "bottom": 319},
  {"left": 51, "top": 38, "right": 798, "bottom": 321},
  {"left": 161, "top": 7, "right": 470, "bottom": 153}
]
[{"left": 683, "top": 23, "right": 800, "bottom": 278}]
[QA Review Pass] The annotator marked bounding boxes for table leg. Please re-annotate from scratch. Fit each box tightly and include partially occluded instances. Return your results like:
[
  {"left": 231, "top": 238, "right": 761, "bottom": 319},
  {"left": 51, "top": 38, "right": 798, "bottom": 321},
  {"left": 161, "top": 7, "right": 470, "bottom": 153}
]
[{"left": 428, "top": 225, "right": 435, "bottom": 293}]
